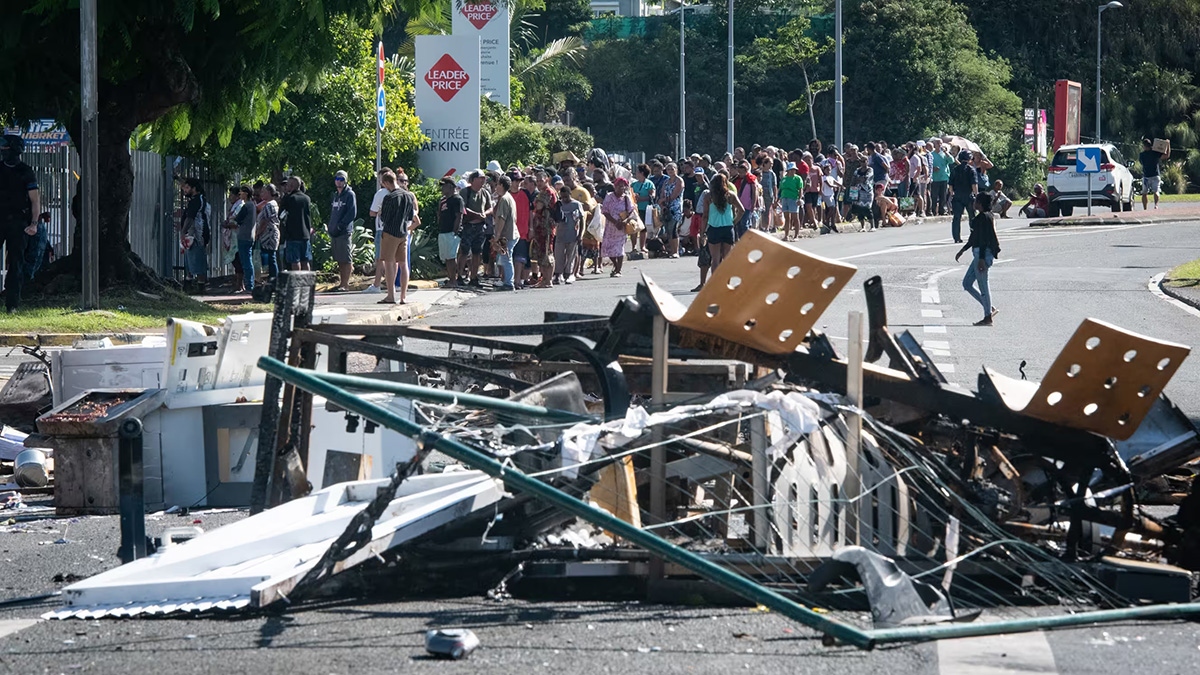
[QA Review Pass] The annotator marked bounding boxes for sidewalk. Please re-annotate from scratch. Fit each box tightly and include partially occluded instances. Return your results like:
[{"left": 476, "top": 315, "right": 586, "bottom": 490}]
[{"left": 1029, "top": 204, "right": 1200, "bottom": 227}]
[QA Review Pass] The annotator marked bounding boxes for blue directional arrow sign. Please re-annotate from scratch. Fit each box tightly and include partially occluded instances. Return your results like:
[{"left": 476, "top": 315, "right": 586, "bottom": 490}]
[
  {"left": 376, "top": 86, "right": 386, "bottom": 131},
  {"left": 1076, "top": 146, "right": 1101, "bottom": 173}
]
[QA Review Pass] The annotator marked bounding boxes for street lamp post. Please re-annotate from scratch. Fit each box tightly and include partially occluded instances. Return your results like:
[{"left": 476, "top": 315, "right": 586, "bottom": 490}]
[
  {"left": 679, "top": 0, "right": 686, "bottom": 159},
  {"left": 1096, "top": 1, "right": 1122, "bottom": 142},
  {"left": 727, "top": 0, "right": 734, "bottom": 155},
  {"left": 834, "top": 0, "right": 843, "bottom": 150}
]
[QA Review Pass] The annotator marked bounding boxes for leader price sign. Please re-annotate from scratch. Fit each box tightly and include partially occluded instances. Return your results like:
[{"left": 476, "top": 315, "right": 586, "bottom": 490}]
[
  {"left": 416, "top": 35, "right": 481, "bottom": 180},
  {"left": 451, "top": 0, "right": 510, "bottom": 106}
]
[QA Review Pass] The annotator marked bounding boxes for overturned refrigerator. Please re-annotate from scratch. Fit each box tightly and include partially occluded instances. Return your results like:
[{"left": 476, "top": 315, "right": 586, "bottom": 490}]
[{"left": 47, "top": 234, "right": 1200, "bottom": 648}]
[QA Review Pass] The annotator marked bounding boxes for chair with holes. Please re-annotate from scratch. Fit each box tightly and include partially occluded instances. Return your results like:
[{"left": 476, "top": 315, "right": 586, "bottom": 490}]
[
  {"left": 641, "top": 230, "right": 858, "bottom": 355},
  {"left": 981, "top": 318, "right": 1189, "bottom": 440}
]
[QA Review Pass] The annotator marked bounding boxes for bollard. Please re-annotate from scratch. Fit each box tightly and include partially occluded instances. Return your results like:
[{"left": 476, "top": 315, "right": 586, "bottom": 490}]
[{"left": 117, "top": 417, "right": 147, "bottom": 563}]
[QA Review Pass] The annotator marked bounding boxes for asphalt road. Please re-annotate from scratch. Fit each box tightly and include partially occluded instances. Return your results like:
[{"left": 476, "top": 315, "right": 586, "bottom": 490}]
[{"left": 1, "top": 214, "right": 1199, "bottom": 673}]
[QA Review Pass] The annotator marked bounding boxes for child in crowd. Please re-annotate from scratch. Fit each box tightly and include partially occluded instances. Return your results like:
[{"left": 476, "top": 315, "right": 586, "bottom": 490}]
[{"left": 680, "top": 199, "right": 699, "bottom": 255}]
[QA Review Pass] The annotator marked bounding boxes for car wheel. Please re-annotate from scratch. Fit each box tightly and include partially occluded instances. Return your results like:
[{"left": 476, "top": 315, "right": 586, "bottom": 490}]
[
  {"left": 1049, "top": 203, "right": 1060, "bottom": 218},
  {"left": 1061, "top": 205, "right": 1074, "bottom": 217}
]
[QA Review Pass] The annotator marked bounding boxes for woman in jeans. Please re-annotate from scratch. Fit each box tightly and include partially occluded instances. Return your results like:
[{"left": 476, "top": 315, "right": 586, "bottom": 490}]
[
  {"left": 956, "top": 192, "right": 1001, "bottom": 326},
  {"left": 256, "top": 183, "right": 281, "bottom": 282}
]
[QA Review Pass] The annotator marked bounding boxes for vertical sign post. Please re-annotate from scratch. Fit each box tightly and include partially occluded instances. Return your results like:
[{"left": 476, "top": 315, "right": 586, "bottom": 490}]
[
  {"left": 1077, "top": 146, "right": 1101, "bottom": 216},
  {"left": 80, "top": 0, "right": 99, "bottom": 310},
  {"left": 376, "top": 42, "right": 384, "bottom": 191}
]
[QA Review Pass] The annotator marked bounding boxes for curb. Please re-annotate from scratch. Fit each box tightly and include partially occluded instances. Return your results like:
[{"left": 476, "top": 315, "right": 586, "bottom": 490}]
[
  {"left": 1029, "top": 212, "right": 1200, "bottom": 227},
  {"left": 347, "top": 301, "right": 430, "bottom": 325},
  {"left": 0, "top": 332, "right": 160, "bottom": 348},
  {"left": 1158, "top": 276, "right": 1200, "bottom": 313}
]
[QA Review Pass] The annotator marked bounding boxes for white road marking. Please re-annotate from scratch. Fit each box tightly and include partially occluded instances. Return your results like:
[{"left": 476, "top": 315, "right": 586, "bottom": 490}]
[
  {"left": 937, "top": 630, "right": 1057, "bottom": 675},
  {"left": 935, "top": 363, "right": 956, "bottom": 373},
  {"left": 835, "top": 222, "right": 1158, "bottom": 262},
  {"left": 0, "top": 619, "right": 39, "bottom": 638},
  {"left": 928, "top": 348, "right": 952, "bottom": 358},
  {"left": 921, "top": 289, "right": 941, "bottom": 304},
  {"left": 923, "top": 325, "right": 947, "bottom": 334},
  {"left": 922, "top": 309, "right": 944, "bottom": 318},
  {"left": 1149, "top": 273, "right": 1200, "bottom": 319},
  {"left": 924, "top": 340, "right": 950, "bottom": 350}
]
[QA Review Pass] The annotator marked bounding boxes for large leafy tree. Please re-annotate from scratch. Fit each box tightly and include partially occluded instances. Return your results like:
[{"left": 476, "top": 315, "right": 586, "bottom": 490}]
[
  {"left": 174, "top": 22, "right": 425, "bottom": 199},
  {"left": 0, "top": 0, "right": 405, "bottom": 287}
]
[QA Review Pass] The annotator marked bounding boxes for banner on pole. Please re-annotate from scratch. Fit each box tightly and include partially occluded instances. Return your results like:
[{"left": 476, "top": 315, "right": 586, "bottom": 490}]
[
  {"left": 415, "top": 35, "right": 481, "bottom": 180},
  {"left": 451, "top": 1, "right": 510, "bottom": 106}
]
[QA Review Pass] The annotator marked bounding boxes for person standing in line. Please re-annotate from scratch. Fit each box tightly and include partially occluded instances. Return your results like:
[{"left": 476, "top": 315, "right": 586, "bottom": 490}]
[
  {"left": 630, "top": 164, "right": 655, "bottom": 257},
  {"left": 179, "top": 177, "right": 210, "bottom": 290},
  {"left": 702, "top": 173, "right": 744, "bottom": 272},
  {"left": 365, "top": 168, "right": 391, "bottom": 293},
  {"left": 0, "top": 135, "right": 39, "bottom": 313},
  {"left": 908, "top": 144, "right": 926, "bottom": 217},
  {"left": 601, "top": 176, "right": 635, "bottom": 278},
  {"left": 513, "top": 174, "right": 534, "bottom": 288},
  {"left": 233, "top": 185, "right": 257, "bottom": 293},
  {"left": 491, "top": 174, "right": 518, "bottom": 291},
  {"left": 255, "top": 183, "right": 281, "bottom": 282},
  {"left": 457, "top": 171, "right": 493, "bottom": 288},
  {"left": 327, "top": 170, "right": 356, "bottom": 292},
  {"left": 947, "top": 150, "right": 978, "bottom": 243},
  {"left": 658, "top": 162, "right": 684, "bottom": 257},
  {"left": 956, "top": 192, "right": 1001, "bottom": 326},
  {"left": 732, "top": 160, "right": 758, "bottom": 238},
  {"left": 803, "top": 155, "right": 822, "bottom": 229},
  {"left": 1140, "top": 138, "right": 1164, "bottom": 210},
  {"left": 840, "top": 145, "right": 865, "bottom": 221},
  {"left": 435, "top": 176, "right": 464, "bottom": 288},
  {"left": 928, "top": 139, "right": 953, "bottom": 216},
  {"left": 376, "top": 170, "right": 417, "bottom": 304},
  {"left": 529, "top": 171, "right": 556, "bottom": 289},
  {"left": 758, "top": 154, "right": 777, "bottom": 232},
  {"left": 554, "top": 185, "right": 582, "bottom": 285},
  {"left": 777, "top": 162, "right": 803, "bottom": 241},
  {"left": 279, "top": 176, "right": 313, "bottom": 271}
]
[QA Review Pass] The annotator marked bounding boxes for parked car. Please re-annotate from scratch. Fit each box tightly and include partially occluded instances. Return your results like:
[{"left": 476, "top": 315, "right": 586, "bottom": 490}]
[{"left": 1045, "top": 143, "right": 1135, "bottom": 216}]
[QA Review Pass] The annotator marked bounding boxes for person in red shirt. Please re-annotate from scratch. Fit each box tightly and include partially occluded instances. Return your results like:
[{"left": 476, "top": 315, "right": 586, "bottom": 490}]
[
  {"left": 1020, "top": 183, "right": 1049, "bottom": 218},
  {"left": 512, "top": 173, "right": 533, "bottom": 286}
]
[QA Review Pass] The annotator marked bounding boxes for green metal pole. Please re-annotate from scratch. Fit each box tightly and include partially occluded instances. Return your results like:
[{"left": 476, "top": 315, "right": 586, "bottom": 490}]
[
  {"left": 257, "top": 356, "right": 875, "bottom": 649},
  {"left": 306, "top": 369, "right": 595, "bottom": 423},
  {"left": 868, "top": 601, "right": 1200, "bottom": 646}
]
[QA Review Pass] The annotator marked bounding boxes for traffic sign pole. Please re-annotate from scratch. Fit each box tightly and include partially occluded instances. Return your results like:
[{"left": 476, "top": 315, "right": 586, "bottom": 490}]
[
  {"left": 1087, "top": 173, "right": 1092, "bottom": 216},
  {"left": 376, "top": 42, "right": 384, "bottom": 191}
]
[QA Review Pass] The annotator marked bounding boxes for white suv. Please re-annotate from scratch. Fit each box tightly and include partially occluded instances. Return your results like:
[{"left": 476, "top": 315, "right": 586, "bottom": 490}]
[{"left": 1046, "top": 143, "right": 1135, "bottom": 216}]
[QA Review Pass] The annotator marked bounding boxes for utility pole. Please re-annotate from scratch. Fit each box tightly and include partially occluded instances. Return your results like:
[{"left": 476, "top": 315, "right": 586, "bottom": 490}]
[
  {"left": 834, "top": 0, "right": 843, "bottom": 150},
  {"left": 80, "top": 0, "right": 99, "bottom": 310},
  {"left": 679, "top": 0, "right": 686, "bottom": 159},
  {"left": 726, "top": 0, "right": 734, "bottom": 155}
]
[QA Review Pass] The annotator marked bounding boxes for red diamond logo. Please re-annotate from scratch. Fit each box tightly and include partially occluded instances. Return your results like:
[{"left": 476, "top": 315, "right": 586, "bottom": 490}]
[
  {"left": 460, "top": 2, "right": 498, "bottom": 30},
  {"left": 424, "top": 54, "right": 470, "bottom": 103}
]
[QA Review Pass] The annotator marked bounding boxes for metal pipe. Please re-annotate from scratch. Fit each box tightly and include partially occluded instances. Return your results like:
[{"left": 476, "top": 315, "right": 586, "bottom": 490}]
[
  {"left": 726, "top": 0, "right": 734, "bottom": 155},
  {"left": 679, "top": 0, "right": 686, "bottom": 160},
  {"left": 834, "top": 0, "right": 843, "bottom": 150},
  {"left": 118, "top": 417, "right": 146, "bottom": 564},
  {"left": 305, "top": 369, "right": 595, "bottom": 423},
  {"left": 79, "top": 0, "right": 100, "bottom": 309},
  {"left": 256, "top": 355, "right": 874, "bottom": 649}
]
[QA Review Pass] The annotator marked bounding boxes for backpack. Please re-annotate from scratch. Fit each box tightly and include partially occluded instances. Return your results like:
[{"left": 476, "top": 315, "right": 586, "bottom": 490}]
[{"left": 199, "top": 195, "right": 212, "bottom": 247}]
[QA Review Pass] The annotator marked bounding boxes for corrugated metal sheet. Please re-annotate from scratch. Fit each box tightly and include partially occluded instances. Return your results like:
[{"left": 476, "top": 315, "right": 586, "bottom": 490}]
[
  {"left": 129, "top": 150, "right": 164, "bottom": 274},
  {"left": 22, "top": 145, "right": 78, "bottom": 260}
]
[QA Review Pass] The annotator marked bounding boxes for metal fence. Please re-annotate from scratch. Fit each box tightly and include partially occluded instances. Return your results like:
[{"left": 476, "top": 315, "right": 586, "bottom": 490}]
[{"left": 17, "top": 145, "right": 231, "bottom": 284}]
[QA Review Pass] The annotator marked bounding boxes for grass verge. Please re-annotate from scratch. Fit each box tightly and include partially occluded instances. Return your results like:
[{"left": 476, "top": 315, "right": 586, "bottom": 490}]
[
  {"left": 0, "top": 285, "right": 272, "bottom": 334},
  {"left": 1166, "top": 258, "right": 1200, "bottom": 289},
  {"left": 1157, "top": 194, "right": 1200, "bottom": 203}
]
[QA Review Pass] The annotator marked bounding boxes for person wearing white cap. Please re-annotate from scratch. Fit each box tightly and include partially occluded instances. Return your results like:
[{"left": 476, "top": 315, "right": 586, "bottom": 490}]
[
  {"left": 328, "top": 169, "right": 357, "bottom": 292},
  {"left": 487, "top": 160, "right": 502, "bottom": 173}
]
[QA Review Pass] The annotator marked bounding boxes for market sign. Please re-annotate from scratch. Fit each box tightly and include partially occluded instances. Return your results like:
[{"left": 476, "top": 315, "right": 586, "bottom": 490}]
[
  {"left": 415, "top": 35, "right": 480, "bottom": 180},
  {"left": 3, "top": 119, "right": 71, "bottom": 147},
  {"left": 451, "top": 0, "right": 510, "bottom": 106}
]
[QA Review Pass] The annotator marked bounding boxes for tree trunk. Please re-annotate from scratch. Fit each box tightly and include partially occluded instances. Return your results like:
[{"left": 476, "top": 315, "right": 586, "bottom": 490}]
[{"left": 802, "top": 66, "right": 818, "bottom": 143}]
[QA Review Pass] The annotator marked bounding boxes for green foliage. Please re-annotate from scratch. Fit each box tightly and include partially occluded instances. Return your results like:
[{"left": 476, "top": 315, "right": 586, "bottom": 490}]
[
  {"left": 1162, "top": 161, "right": 1189, "bottom": 195},
  {"left": 175, "top": 21, "right": 425, "bottom": 193},
  {"left": 514, "top": 36, "right": 591, "bottom": 121},
  {"left": 742, "top": 15, "right": 834, "bottom": 139},
  {"left": 481, "top": 100, "right": 547, "bottom": 167},
  {"left": 409, "top": 229, "right": 446, "bottom": 281},
  {"left": 409, "top": 178, "right": 444, "bottom": 237},
  {"left": 526, "top": 0, "right": 595, "bottom": 42},
  {"left": 542, "top": 124, "right": 594, "bottom": 158}
]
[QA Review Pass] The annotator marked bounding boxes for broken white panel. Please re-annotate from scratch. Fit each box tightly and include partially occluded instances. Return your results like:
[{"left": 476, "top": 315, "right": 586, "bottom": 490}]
[
  {"left": 307, "top": 394, "right": 418, "bottom": 491},
  {"left": 857, "top": 430, "right": 912, "bottom": 557},
  {"left": 46, "top": 471, "right": 503, "bottom": 619},
  {"left": 771, "top": 425, "right": 848, "bottom": 558},
  {"left": 53, "top": 344, "right": 166, "bottom": 406}
]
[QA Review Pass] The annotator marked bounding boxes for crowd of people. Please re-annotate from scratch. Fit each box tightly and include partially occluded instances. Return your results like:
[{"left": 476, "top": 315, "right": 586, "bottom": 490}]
[{"left": 173, "top": 136, "right": 1054, "bottom": 305}]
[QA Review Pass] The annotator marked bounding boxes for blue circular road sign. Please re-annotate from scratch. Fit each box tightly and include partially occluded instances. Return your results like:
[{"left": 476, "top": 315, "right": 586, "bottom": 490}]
[{"left": 377, "top": 87, "right": 386, "bottom": 130}]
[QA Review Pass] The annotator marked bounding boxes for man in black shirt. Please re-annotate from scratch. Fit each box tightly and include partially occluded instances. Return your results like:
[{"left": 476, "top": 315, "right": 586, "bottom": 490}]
[
  {"left": 947, "top": 150, "right": 978, "bottom": 243},
  {"left": 279, "top": 176, "right": 312, "bottom": 271},
  {"left": 1139, "top": 138, "right": 1163, "bottom": 211},
  {"left": 0, "top": 135, "right": 40, "bottom": 313},
  {"left": 437, "top": 177, "right": 464, "bottom": 287}
]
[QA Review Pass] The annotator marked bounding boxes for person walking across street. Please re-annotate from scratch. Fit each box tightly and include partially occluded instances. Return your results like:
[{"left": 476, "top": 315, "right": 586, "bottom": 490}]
[
  {"left": 0, "top": 135, "right": 40, "bottom": 313},
  {"left": 956, "top": 192, "right": 1001, "bottom": 326},
  {"left": 179, "top": 177, "right": 210, "bottom": 291},
  {"left": 1140, "top": 138, "right": 1164, "bottom": 210},
  {"left": 948, "top": 150, "right": 978, "bottom": 243},
  {"left": 328, "top": 170, "right": 356, "bottom": 292},
  {"left": 279, "top": 176, "right": 313, "bottom": 271}
]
